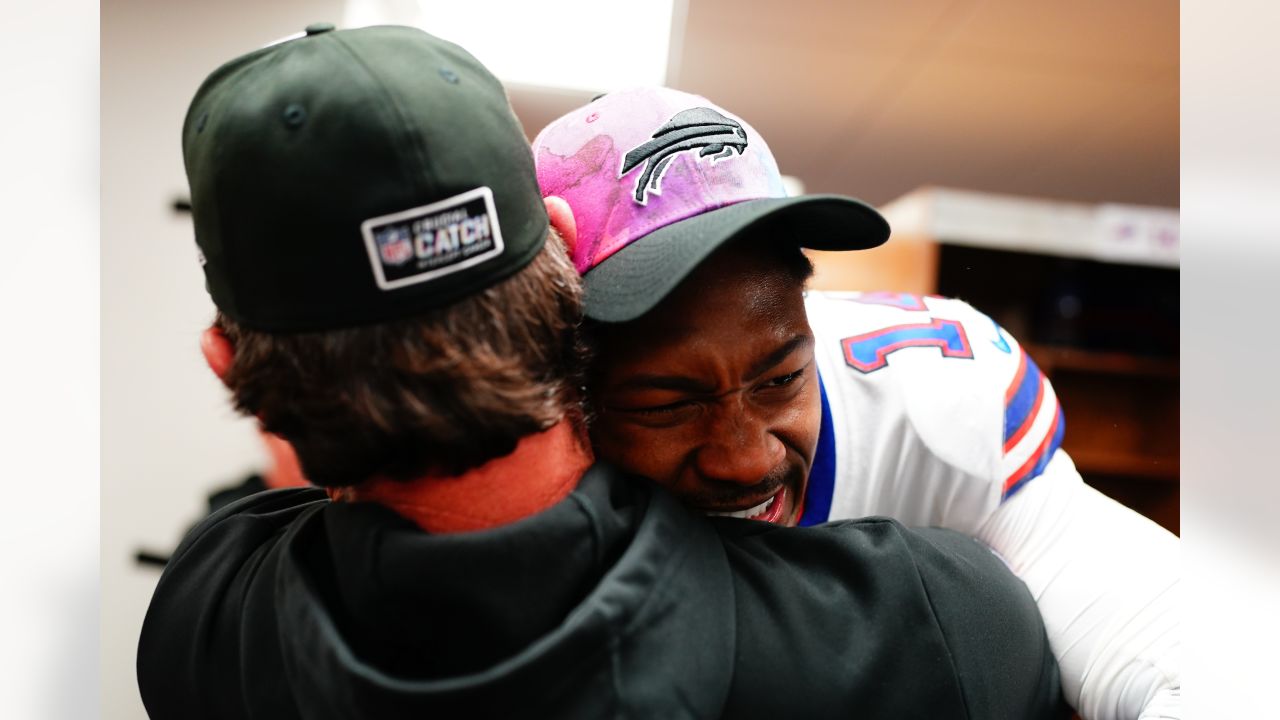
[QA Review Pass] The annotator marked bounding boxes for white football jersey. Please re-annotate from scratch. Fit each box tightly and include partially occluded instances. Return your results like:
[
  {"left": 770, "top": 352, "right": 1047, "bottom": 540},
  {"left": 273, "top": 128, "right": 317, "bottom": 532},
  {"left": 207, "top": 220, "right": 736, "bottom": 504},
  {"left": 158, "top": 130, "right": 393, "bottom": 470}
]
[
  {"left": 798, "top": 290, "right": 1062, "bottom": 532},
  {"left": 799, "top": 290, "right": 1180, "bottom": 720}
]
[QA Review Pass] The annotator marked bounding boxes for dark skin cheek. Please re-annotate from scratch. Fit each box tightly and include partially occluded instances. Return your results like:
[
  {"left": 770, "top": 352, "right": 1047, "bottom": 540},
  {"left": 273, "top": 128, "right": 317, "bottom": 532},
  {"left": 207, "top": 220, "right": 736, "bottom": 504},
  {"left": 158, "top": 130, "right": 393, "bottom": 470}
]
[
  {"left": 764, "top": 375, "right": 822, "bottom": 480},
  {"left": 787, "top": 375, "right": 824, "bottom": 468},
  {"left": 590, "top": 419, "right": 683, "bottom": 490}
]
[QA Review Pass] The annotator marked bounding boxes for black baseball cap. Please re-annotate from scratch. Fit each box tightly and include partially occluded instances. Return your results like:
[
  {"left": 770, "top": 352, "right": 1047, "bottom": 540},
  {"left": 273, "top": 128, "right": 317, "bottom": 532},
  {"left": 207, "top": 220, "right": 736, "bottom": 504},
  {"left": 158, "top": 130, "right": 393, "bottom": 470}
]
[
  {"left": 531, "top": 87, "right": 889, "bottom": 323},
  {"left": 184, "top": 24, "right": 548, "bottom": 332}
]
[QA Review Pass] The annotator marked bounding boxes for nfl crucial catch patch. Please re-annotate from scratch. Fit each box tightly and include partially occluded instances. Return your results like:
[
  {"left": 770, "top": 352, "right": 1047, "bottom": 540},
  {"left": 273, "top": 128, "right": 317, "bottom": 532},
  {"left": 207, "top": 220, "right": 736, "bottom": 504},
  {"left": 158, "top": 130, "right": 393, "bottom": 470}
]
[{"left": 361, "top": 187, "right": 504, "bottom": 291}]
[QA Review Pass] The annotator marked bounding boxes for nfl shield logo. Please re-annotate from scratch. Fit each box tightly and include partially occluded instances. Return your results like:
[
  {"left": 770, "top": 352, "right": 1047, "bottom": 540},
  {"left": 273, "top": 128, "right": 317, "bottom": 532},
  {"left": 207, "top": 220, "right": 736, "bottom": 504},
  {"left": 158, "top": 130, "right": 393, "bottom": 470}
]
[
  {"left": 376, "top": 226, "right": 414, "bottom": 266},
  {"left": 361, "top": 186, "right": 505, "bottom": 291}
]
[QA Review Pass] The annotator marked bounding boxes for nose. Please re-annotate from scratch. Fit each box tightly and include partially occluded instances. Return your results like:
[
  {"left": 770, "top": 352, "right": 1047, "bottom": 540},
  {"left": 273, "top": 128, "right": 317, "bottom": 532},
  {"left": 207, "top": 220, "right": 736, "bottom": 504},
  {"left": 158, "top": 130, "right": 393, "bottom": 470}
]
[{"left": 693, "top": 404, "right": 785, "bottom": 486}]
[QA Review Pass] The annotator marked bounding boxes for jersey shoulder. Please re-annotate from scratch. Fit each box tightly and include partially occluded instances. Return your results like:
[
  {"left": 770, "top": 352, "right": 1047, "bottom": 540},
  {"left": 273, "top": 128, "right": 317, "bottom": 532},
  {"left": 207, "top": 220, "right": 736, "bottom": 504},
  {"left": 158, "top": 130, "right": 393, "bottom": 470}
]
[{"left": 807, "top": 291, "right": 1065, "bottom": 500}]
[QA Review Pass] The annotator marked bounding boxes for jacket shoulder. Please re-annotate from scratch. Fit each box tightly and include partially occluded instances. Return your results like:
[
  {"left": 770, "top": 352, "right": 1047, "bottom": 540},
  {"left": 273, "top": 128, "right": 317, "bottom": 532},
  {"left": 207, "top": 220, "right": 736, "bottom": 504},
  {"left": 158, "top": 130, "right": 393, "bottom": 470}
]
[
  {"left": 716, "top": 518, "right": 1064, "bottom": 718},
  {"left": 137, "top": 488, "right": 326, "bottom": 720}
]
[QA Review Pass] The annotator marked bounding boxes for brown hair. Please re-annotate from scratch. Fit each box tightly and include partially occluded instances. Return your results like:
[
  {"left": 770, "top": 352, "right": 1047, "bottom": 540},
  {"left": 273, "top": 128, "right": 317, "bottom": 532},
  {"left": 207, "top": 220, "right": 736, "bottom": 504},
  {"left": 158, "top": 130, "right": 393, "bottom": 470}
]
[{"left": 216, "top": 232, "right": 584, "bottom": 487}]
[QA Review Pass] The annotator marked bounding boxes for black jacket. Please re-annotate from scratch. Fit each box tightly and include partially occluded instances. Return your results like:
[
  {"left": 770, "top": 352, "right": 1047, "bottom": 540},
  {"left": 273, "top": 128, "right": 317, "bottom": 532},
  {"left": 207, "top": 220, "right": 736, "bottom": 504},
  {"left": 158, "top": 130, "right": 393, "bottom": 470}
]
[{"left": 137, "top": 464, "right": 1066, "bottom": 719}]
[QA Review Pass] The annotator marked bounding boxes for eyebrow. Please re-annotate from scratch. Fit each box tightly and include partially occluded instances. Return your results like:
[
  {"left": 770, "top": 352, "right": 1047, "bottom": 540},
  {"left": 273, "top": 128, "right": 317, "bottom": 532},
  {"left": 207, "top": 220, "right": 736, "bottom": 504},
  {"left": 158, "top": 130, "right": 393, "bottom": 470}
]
[
  {"left": 611, "top": 373, "right": 717, "bottom": 395},
  {"left": 612, "top": 334, "right": 814, "bottom": 394},
  {"left": 744, "top": 334, "right": 813, "bottom": 382}
]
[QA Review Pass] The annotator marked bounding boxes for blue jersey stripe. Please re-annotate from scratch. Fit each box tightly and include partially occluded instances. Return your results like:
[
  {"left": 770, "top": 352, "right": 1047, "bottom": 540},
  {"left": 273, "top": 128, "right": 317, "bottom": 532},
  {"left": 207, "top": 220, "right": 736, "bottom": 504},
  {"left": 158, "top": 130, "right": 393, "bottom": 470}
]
[
  {"left": 1003, "top": 352, "right": 1045, "bottom": 446},
  {"left": 1004, "top": 407, "right": 1066, "bottom": 500},
  {"left": 798, "top": 371, "right": 836, "bottom": 526}
]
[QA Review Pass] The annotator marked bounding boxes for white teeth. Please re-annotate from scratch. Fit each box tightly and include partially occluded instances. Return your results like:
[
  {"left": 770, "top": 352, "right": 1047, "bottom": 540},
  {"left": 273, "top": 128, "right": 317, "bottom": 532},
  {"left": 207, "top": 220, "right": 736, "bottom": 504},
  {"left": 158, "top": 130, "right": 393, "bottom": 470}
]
[{"left": 705, "top": 494, "right": 775, "bottom": 519}]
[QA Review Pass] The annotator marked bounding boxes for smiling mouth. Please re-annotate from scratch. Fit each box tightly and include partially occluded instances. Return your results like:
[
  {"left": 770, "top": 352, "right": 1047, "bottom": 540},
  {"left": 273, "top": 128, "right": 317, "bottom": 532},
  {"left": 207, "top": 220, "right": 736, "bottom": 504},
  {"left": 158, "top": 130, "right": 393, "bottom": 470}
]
[{"left": 703, "top": 487, "right": 787, "bottom": 523}]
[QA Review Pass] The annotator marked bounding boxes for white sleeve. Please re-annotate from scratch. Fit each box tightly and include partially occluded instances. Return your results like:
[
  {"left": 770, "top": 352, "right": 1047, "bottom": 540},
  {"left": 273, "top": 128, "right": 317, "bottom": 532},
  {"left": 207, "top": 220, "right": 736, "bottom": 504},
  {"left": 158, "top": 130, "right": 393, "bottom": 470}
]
[{"left": 977, "top": 450, "right": 1180, "bottom": 720}]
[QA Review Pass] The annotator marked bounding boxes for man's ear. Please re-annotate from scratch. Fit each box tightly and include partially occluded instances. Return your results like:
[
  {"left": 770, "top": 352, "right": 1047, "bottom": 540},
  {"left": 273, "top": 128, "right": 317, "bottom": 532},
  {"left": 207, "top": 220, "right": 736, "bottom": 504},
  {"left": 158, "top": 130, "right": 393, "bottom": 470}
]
[
  {"left": 544, "top": 196, "right": 578, "bottom": 256},
  {"left": 200, "top": 326, "right": 235, "bottom": 385}
]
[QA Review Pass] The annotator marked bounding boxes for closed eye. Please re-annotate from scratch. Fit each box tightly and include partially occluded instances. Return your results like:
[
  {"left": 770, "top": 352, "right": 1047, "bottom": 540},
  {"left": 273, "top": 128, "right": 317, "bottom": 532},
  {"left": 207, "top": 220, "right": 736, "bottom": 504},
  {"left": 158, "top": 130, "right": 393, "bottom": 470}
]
[
  {"left": 621, "top": 399, "right": 696, "bottom": 416},
  {"left": 763, "top": 368, "right": 804, "bottom": 388}
]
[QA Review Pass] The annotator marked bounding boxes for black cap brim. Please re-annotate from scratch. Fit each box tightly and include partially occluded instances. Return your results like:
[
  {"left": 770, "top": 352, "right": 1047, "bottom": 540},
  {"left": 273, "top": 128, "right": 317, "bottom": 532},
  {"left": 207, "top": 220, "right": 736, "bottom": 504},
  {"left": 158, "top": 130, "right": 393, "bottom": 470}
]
[{"left": 582, "top": 195, "right": 889, "bottom": 322}]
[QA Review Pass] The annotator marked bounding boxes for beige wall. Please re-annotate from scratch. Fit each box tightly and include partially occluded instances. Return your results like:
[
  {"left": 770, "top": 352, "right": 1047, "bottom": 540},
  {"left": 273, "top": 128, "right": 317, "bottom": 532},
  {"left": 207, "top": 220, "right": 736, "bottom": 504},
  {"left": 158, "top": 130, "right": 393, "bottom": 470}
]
[
  {"left": 102, "top": 2, "right": 342, "bottom": 718},
  {"left": 807, "top": 235, "right": 940, "bottom": 296}
]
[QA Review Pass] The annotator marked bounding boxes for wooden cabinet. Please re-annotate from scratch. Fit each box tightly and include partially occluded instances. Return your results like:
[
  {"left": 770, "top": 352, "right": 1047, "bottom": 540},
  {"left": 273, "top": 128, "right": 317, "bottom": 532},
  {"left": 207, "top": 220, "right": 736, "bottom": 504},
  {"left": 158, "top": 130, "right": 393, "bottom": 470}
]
[{"left": 1026, "top": 344, "right": 1179, "bottom": 533}]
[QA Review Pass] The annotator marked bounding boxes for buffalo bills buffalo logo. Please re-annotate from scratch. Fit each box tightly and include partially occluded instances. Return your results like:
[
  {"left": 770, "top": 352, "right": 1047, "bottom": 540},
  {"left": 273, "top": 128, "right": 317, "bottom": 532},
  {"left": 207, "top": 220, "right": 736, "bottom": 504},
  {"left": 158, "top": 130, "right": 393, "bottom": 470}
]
[{"left": 620, "top": 107, "right": 748, "bottom": 205}]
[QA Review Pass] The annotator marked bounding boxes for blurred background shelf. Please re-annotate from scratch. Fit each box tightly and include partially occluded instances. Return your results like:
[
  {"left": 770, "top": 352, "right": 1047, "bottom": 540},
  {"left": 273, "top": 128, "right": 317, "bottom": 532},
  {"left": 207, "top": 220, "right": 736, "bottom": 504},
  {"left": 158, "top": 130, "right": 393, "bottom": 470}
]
[
  {"left": 1065, "top": 449, "right": 1179, "bottom": 482},
  {"left": 1027, "top": 344, "right": 1179, "bottom": 379}
]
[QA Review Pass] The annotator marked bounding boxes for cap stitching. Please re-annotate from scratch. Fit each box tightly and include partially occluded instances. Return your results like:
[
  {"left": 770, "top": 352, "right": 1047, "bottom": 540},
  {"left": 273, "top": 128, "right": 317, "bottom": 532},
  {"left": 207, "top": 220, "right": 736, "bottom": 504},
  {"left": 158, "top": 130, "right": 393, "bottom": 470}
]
[{"left": 329, "top": 33, "right": 432, "bottom": 202}]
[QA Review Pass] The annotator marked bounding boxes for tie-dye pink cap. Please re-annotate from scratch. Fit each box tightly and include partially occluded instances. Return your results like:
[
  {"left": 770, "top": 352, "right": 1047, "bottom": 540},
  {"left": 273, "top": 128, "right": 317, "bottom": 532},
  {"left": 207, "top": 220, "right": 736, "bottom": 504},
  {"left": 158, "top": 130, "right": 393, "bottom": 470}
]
[{"left": 532, "top": 87, "right": 889, "bottom": 322}]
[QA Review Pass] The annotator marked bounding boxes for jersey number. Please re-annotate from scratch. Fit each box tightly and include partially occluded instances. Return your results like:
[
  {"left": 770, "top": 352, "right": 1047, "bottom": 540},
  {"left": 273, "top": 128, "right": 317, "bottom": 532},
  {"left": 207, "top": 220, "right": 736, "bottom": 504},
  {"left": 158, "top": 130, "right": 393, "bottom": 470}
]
[{"left": 841, "top": 318, "right": 974, "bottom": 373}]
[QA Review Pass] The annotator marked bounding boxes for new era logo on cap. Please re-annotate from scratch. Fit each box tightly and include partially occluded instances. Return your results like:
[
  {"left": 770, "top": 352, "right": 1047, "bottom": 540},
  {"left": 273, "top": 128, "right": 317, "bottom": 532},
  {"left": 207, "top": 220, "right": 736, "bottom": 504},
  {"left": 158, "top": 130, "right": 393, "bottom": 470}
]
[{"left": 361, "top": 187, "right": 505, "bottom": 291}]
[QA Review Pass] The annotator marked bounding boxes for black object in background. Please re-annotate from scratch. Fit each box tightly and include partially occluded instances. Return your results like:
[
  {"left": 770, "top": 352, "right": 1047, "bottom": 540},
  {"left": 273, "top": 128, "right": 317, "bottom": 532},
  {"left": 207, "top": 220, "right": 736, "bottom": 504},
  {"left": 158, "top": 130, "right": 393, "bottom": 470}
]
[
  {"left": 936, "top": 245, "right": 1178, "bottom": 358},
  {"left": 135, "top": 473, "right": 269, "bottom": 568}
]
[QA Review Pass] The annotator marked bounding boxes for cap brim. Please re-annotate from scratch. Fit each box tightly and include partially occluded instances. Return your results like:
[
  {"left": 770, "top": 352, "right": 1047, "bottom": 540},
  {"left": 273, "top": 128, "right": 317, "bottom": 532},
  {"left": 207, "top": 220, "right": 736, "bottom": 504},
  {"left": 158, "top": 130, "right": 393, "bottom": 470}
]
[{"left": 582, "top": 194, "right": 889, "bottom": 322}]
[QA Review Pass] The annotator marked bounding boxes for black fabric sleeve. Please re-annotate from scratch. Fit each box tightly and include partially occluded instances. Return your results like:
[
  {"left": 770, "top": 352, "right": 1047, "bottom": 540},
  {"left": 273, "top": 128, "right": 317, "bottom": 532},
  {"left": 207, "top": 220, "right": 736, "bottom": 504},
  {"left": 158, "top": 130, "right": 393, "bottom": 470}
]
[
  {"left": 136, "top": 488, "right": 328, "bottom": 720},
  {"left": 716, "top": 517, "right": 1069, "bottom": 719},
  {"left": 904, "top": 527, "right": 1071, "bottom": 720}
]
